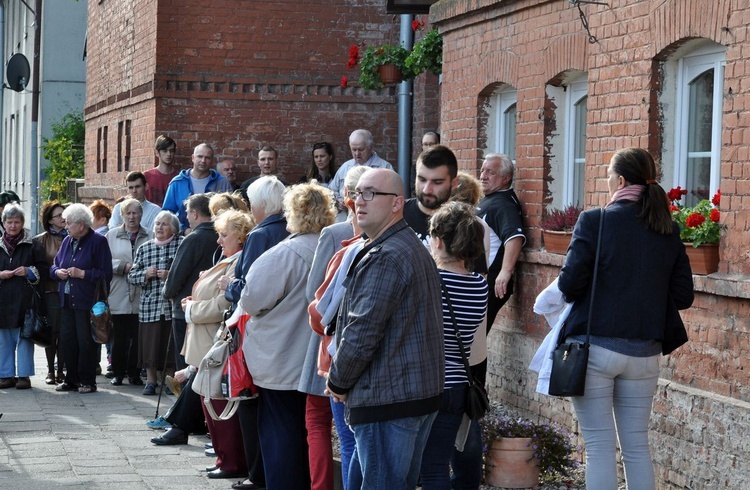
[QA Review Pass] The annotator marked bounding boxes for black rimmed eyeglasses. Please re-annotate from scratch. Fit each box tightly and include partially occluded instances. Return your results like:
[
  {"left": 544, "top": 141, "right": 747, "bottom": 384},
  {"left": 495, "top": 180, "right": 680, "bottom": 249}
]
[{"left": 351, "top": 190, "right": 398, "bottom": 201}]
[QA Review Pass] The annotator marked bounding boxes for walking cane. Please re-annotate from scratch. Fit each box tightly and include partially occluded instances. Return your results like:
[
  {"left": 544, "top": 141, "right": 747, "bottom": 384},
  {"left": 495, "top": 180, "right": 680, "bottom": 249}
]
[{"left": 153, "top": 323, "right": 176, "bottom": 420}]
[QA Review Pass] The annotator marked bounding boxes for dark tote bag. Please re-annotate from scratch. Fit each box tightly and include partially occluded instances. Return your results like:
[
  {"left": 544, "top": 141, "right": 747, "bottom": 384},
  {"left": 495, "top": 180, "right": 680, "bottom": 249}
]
[
  {"left": 548, "top": 208, "right": 604, "bottom": 397},
  {"left": 21, "top": 284, "right": 53, "bottom": 348}
]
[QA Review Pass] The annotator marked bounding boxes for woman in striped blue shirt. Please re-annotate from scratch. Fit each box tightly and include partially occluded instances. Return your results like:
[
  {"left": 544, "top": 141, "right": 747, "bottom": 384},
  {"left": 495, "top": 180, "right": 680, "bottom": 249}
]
[{"left": 420, "top": 201, "right": 489, "bottom": 489}]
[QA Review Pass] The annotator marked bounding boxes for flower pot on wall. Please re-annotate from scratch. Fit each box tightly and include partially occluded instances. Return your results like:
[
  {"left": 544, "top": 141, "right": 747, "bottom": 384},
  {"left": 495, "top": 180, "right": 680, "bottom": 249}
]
[
  {"left": 684, "top": 242, "right": 719, "bottom": 275},
  {"left": 485, "top": 437, "right": 540, "bottom": 488},
  {"left": 542, "top": 230, "right": 573, "bottom": 255},
  {"left": 378, "top": 63, "right": 403, "bottom": 85}
]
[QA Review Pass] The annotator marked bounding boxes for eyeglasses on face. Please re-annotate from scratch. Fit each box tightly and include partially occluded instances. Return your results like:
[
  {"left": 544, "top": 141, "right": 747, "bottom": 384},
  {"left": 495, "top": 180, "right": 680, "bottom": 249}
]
[{"left": 351, "top": 190, "right": 398, "bottom": 201}]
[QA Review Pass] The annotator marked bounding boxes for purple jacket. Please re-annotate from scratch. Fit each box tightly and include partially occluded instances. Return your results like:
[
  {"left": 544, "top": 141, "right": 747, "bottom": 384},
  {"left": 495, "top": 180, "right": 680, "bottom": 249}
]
[{"left": 50, "top": 227, "right": 113, "bottom": 310}]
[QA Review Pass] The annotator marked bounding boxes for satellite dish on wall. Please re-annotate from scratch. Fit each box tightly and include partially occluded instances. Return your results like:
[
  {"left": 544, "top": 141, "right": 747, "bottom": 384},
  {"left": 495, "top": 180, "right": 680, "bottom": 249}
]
[{"left": 6, "top": 53, "right": 31, "bottom": 92}]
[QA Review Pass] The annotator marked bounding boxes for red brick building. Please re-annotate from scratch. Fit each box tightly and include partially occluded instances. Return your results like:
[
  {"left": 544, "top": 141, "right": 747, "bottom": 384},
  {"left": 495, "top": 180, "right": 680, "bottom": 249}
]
[
  {"left": 433, "top": 0, "right": 749, "bottom": 486},
  {"left": 83, "top": 1, "right": 438, "bottom": 201}
]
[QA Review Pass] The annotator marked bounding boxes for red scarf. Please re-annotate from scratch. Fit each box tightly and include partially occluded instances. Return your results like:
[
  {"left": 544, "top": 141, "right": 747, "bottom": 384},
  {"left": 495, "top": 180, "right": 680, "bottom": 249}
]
[{"left": 2, "top": 229, "right": 24, "bottom": 256}]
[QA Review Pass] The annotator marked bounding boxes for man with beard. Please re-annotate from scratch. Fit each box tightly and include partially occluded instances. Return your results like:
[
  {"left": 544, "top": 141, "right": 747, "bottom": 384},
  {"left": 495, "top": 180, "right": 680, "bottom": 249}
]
[{"left": 403, "top": 144, "right": 458, "bottom": 247}]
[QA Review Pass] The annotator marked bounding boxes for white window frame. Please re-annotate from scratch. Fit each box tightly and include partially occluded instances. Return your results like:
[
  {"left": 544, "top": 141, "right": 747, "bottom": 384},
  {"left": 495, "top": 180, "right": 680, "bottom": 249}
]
[
  {"left": 673, "top": 45, "right": 725, "bottom": 204},
  {"left": 493, "top": 88, "right": 518, "bottom": 162},
  {"left": 563, "top": 77, "right": 587, "bottom": 206}
]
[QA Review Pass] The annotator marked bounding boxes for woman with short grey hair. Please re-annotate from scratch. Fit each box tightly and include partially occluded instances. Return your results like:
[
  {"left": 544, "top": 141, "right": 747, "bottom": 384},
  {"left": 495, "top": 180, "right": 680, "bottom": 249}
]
[
  {"left": 51, "top": 203, "right": 113, "bottom": 394},
  {"left": 0, "top": 204, "right": 48, "bottom": 390},
  {"left": 127, "top": 210, "right": 182, "bottom": 395}
]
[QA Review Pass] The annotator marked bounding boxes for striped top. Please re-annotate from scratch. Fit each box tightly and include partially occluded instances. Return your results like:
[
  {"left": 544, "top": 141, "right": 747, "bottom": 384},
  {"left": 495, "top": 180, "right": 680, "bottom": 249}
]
[{"left": 439, "top": 269, "right": 489, "bottom": 388}]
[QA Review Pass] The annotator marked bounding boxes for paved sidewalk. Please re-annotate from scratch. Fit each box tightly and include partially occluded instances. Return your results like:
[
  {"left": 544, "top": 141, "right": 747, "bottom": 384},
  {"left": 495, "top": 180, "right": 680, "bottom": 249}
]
[{"left": 0, "top": 346, "right": 232, "bottom": 489}]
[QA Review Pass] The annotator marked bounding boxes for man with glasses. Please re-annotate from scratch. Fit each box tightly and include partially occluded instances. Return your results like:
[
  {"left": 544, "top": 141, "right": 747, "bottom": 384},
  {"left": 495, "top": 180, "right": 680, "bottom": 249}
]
[{"left": 326, "top": 168, "right": 444, "bottom": 489}]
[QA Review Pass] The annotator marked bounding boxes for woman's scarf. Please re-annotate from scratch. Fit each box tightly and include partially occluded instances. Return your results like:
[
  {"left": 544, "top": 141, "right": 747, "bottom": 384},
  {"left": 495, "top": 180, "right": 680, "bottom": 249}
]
[
  {"left": 607, "top": 184, "right": 645, "bottom": 207},
  {"left": 154, "top": 234, "right": 175, "bottom": 247},
  {"left": 2, "top": 228, "right": 24, "bottom": 255}
]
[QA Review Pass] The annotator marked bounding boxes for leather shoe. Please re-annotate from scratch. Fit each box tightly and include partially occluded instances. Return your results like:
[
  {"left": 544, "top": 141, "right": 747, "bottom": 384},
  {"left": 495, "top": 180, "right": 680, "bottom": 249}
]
[
  {"left": 150, "top": 428, "right": 188, "bottom": 445},
  {"left": 204, "top": 442, "right": 213, "bottom": 449},
  {"left": 207, "top": 468, "right": 246, "bottom": 479},
  {"left": 232, "top": 480, "right": 264, "bottom": 490},
  {"left": 205, "top": 465, "right": 218, "bottom": 472},
  {"left": 205, "top": 447, "right": 216, "bottom": 457},
  {"left": 110, "top": 376, "right": 124, "bottom": 386}
]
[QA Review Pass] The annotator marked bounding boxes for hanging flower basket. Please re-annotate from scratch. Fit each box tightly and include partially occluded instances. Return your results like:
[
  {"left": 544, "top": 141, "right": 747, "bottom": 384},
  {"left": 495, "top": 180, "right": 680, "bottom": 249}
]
[
  {"left": 377, "top": 63, "right": 403, "bottom": 85},
  {"left": 684, "top": 242, "right": 719, "bottom": 275}
]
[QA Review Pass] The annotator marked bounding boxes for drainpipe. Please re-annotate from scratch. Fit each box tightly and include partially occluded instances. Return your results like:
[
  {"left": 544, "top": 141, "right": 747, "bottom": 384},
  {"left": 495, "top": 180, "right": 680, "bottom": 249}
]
[
  {"left": 29, "top": 0, "right": 42, "bottom": 233},
  {"left": 0, "top": 4, "right": 4, "bottom": 183},
  {"left": 397, "top": 14, "right": 413, "bottom": 191}
]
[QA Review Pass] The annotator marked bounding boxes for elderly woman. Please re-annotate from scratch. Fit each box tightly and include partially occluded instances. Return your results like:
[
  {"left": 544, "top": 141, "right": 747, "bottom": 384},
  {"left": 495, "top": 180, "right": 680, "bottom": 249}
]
[
  {"left": 51, "top": 203, "right": 113, "bottom": 394},
  {"left": 241, "top": 183, "right": 336, "bottom": 489},
  {"left": 209, "top": 192, "right": 249, "bottom": 217},
  {"left": 0, "top": 204, "right": 48, "bottom": 390},
  {"left": 223, "top": 176, "right": 289, "bottom": 490},
  {"left": 127, "top": 210, "right": 183, "bottom": 396},
  {"left": 106, "top": 199, "right": 153, "bottom": 386},
  {"left": 35, "top": 200, "right": 68, "bottom": 385},
  {"left": 182, "top": 210, "right": 253, "bottom": 479}
]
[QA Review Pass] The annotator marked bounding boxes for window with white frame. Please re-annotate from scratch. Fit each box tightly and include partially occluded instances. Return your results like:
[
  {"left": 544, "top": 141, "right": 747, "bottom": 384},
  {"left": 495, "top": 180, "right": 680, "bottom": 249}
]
[
  {"left": 486, "top": 86, "right": 517, "bottom": 162},
  {"left": 545, "top": 73, "right": 588, "bottom": 210},
  {"left": 672, "top": 45, "right": 725, "bottom": 207}
]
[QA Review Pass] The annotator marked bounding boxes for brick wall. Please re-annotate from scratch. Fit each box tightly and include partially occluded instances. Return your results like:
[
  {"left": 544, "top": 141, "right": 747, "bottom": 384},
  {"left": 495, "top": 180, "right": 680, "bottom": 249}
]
[
  {"left": 84, "top": 0, "right": 418, "bottom": 197},
  {"left": 433, "top": 0, "right": 750, "bottom": 487}
]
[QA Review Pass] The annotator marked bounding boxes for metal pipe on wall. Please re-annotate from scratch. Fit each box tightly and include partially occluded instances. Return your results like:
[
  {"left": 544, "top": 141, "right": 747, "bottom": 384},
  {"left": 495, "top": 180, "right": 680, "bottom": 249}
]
[{"left": 397, "top": 14, "right": 413, "bottom": 192}]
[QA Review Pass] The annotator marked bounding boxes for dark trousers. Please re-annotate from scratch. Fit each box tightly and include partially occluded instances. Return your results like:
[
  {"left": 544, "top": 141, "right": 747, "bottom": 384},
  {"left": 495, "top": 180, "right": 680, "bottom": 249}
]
[
  {"left": 111, "top": 314, "right": 139, "bottom": 378},
  {"left": 202, "top": 398, "right": 247, "bottom": 474},
  {"left": 59, "top": 304, "right": 97, "bottom": 386},
  {"left": 257, "top": 388, "right": 310, "bottom": 490},
  {"left": 165, "top": 371, "right": 207, "bottom": 434},
  {"left": 44, "top": 291, "right": 63, "bottom": 374},
  {"left": 238, "top": 398, "right": 266, "bottom": 485},
  {"left": 171, "top": 317, "right": 187, "bottom": 371}
]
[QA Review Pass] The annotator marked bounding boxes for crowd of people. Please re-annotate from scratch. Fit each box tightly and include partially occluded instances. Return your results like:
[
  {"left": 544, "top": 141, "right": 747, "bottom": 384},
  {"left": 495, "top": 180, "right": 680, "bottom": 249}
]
[{"left": 0, "top": 130, "right": 692, "bottom": 490}]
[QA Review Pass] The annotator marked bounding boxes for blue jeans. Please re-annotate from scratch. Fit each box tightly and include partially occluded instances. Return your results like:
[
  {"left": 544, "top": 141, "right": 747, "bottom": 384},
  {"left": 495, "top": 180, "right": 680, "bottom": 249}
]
[
  {"left": 420, "top": 386, "right": 467, "bottom": 490},
  {"left": 450, "top": 418, "right": 483, "bottom": 490},
  {"left": 348, "top": 412, "right": 437, "bottom": 490},
  {"left": 571, "top": 344, "right": 659, "bottom": 490},
  {"left": 331, "top": 398, "right": 355, "bottom": 490},
  {"left": 0, "top": 328, "right": 35, "bottom": 378}
]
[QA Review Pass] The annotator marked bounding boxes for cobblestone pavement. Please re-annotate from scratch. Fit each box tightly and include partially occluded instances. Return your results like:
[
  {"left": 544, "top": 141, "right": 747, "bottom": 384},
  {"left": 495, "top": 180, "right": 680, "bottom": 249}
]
[{"left": 0, "top": 347, "right": 231, "bottom": 490}]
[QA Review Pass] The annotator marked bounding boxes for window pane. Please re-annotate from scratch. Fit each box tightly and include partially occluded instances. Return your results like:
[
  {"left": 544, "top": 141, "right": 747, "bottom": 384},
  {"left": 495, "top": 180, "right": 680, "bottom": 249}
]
[
  {"left": 503, "top": 103, "right": 517, "bottom": 161},
  {"left": 687, "top": 69, "right": 713, "bottom": 153},
  {"left": 573, "top": 97, "right": 587, "bottom": 206},
  {"left": 686, "top": 70, "right": 713, "bottom": 206}
]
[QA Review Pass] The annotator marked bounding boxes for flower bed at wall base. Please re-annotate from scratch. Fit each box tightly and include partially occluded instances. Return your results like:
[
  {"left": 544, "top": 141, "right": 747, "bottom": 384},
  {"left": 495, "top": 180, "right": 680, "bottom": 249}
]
[
  {"left": 480, "top": 411, "right": 579, "bottom": 483},
  {"left": 668, "top": 187, "right": 722, "bottom": 247}
]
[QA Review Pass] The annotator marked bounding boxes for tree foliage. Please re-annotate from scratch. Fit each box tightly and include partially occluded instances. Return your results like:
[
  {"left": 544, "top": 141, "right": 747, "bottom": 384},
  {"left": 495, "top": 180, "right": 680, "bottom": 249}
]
[{"left": 41, "top": 111, "right": 85, "bottom": 201}]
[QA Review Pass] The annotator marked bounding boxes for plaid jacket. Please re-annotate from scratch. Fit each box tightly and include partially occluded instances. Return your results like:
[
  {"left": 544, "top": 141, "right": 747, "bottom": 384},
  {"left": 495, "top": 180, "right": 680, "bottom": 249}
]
[{"left": 127, "top": 237, "right": 183, "bottom": 322}]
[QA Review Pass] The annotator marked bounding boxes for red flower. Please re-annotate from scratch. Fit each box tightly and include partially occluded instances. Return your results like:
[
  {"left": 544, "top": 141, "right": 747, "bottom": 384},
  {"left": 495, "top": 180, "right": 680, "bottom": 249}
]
[
  {"left": 411, "top": 20, "right": 425, "bottom": 31},
  {"left": 710, "top": 209, "right": 720, "bottom": 222},
  {"left": 670, "top": 205, "right": 680, "bottom": 212},
  {"left": 349, "top": 45, "right": 359, "bottom": 60},
  {"left": 686, "top": 212, "right": 706, "bottom": 228},
  {"left": 712, "top": 189, "right": 721, "bottom": 206},
  {"left": 340, "top": 75, "right": 348, "bottom": 88},
  {"left": 346, "top": 58, "right": 357, "bottom": 69},
  {"left": 667, "top": 186, "right": 688, "bottom": 202}
]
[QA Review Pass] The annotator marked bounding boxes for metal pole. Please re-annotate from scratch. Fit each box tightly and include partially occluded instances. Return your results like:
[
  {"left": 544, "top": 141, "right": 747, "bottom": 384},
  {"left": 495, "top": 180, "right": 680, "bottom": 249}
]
[
  {"left": 397, "top": 15, "right": 414, "bottom": 192},
  {"left": 30, "top": 0, "right": 42, "bottom": 233}
]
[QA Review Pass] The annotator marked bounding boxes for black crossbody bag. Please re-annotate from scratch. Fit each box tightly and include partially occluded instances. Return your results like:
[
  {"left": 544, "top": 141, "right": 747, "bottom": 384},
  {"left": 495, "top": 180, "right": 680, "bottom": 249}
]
[{"left": 548, "top": 208, "right": 604, "bottom": 397}]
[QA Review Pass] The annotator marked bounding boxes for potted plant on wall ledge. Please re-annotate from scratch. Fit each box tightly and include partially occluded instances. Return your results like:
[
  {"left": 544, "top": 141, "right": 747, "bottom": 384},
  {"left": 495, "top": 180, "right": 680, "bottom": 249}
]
[
  {"left": 481, "top": 413, "right": 579, "bottom": 488},
  {"left": 669, "top": 186, "right": 722, "bottom": 274},
  {"left": 540, "top": 204, "right": 582, "bottom": 254}
]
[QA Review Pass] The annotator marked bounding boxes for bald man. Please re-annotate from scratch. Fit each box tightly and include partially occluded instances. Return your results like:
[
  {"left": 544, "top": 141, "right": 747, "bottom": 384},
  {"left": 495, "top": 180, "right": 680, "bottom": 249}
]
[{"left": 326, "top": 169, "right": 444, "bottom": 489}]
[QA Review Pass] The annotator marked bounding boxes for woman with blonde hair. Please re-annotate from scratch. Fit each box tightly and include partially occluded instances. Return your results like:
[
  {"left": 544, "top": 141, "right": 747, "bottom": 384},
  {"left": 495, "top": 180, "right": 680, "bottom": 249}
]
[
  {"left": 209, "top": 192, "right": 249, "bottom": 217},
  {"left": 241, "top": 183, "right": 336, "bottom": 489}
]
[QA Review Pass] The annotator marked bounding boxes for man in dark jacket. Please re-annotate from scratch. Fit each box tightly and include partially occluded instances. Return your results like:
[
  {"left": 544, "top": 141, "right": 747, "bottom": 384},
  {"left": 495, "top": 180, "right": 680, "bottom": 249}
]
[{"left": 162, "top": 194, "right": 219, "bottom": 370}]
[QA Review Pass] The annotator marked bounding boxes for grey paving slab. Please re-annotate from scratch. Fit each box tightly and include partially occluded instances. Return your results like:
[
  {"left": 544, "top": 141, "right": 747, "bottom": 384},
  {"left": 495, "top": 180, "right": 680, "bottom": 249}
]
[{"left": 0, "top": 347, "right": 225, "bottom": 489}]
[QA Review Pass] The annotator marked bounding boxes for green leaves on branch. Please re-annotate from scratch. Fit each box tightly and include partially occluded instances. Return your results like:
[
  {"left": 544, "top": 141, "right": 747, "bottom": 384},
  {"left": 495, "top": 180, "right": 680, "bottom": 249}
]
[{"left": 41, "top": 112, "right": 85, "bottom": 202}]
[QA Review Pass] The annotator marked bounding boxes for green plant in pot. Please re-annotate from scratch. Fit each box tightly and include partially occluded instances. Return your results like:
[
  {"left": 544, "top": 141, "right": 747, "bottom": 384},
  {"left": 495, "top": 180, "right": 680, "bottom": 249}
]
[
  {"left": 405, "top": 28, "right": 443, "bottom": 76},
  {"left": 358, "top": 44, "right": 411, "bottom": 90},
  {"left": 481, "top": 414, "right": 579, "bottom": 485}
]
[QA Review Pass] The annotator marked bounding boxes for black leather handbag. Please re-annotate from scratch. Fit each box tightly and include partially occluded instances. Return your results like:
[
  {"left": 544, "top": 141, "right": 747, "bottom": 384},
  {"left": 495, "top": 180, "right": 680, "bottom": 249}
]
[
  {"left": 548, "top": 208, "right": 604, "bottom": 397},
  {"left": 21, "top": 284, "right": 53, "bottom": 348}
]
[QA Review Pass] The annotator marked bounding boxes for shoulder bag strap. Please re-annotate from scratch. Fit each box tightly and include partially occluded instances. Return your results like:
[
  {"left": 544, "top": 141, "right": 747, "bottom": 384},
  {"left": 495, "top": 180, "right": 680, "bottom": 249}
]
[
  {"left": 439, "top": 277, "right": 480, "bottom": 388},
  {"left": 583, "top": 207, "right": 606, "bottom": 346}
]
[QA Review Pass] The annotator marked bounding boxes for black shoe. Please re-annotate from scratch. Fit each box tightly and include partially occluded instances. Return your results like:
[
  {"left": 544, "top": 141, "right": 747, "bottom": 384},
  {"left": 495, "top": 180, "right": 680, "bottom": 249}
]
[
  {"left": 128, "top": 376, "right": 144, "bottom": 386},
  {"left": 207, "top": 469, "right": 246, "bottom": 479},
  {"left": 110, "top": 376, "right": 124, "bottom": 386},
  {"left": 104, "top": 371, "right": 116, "bottom": 379},
  {"left": 150, "top": 428, "right": 188, "bottom": 446},
  {"left": 206, "top": 465, "right": 218, "bottom": 472},
  {"left": 55, "top": 382, "right": 79, "bottom": 392}
]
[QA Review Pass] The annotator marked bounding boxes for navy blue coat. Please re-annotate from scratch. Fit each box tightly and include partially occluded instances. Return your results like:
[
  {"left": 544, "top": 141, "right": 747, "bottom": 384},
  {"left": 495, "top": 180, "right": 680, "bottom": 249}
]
[{"left": 558, "top": 201, "right": 694, "bottom": 351}]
